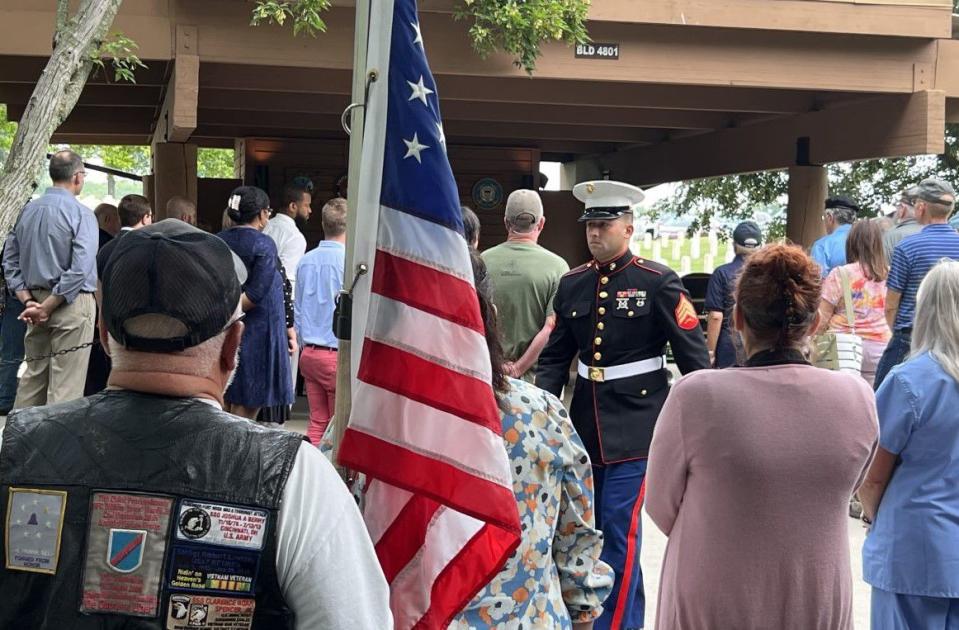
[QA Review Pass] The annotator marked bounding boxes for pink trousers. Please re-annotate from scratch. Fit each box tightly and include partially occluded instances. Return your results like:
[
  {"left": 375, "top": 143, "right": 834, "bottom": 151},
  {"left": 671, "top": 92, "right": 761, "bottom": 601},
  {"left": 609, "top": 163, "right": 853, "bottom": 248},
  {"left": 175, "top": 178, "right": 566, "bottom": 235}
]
[{"left": 299, "top": 346, "right": 338, "bottom": 445}]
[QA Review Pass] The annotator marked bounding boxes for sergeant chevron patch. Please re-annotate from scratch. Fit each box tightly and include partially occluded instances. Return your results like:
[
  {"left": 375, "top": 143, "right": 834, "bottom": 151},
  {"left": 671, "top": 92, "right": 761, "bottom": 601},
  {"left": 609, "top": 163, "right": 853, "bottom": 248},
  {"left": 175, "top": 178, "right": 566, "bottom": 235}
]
[{"left": 675, "top": 294, "right": 699, "bottom": 331}]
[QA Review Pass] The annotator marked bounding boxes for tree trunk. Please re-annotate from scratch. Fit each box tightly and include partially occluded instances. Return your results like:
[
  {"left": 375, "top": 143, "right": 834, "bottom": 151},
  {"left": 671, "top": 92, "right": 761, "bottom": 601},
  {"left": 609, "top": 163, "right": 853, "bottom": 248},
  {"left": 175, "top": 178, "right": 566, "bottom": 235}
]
[
  {"left": 0, "top": 0, "right": 123, "bottom": 236},
  {"left": 107, "top": 173, "right": 115, "bottom": 198}
]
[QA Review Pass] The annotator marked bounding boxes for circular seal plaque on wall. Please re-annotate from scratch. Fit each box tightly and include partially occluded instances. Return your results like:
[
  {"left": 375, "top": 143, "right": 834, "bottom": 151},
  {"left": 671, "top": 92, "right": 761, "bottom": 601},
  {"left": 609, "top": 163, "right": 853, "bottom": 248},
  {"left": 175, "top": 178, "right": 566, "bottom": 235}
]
[{"left": 471, "top": 177, "right": 504, "bottom": 210}]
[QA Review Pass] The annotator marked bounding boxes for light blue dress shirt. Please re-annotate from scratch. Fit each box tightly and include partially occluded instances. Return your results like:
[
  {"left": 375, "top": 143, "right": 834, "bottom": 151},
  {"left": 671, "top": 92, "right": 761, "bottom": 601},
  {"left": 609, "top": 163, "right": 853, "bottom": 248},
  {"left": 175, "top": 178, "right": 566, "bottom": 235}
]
[
  {"left": 294, "top": 241, "right": 344, "bottom": 348},
  {"left": 863, "top": 352, "right": 959, "bottom": 597},
  {"left": 810, "top": 223, "right": 852, "bottom": 278},
  {"left": 3, "top": 187, "right": 97, "bottom": 302}
]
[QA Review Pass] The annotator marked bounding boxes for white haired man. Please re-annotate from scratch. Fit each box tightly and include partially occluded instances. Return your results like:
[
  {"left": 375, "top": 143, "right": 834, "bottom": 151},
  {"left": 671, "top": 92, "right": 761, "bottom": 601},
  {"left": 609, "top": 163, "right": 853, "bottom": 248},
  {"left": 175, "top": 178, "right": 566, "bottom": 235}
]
[{"left": 0, "top": 220, "right": 390, "bottom": 628}]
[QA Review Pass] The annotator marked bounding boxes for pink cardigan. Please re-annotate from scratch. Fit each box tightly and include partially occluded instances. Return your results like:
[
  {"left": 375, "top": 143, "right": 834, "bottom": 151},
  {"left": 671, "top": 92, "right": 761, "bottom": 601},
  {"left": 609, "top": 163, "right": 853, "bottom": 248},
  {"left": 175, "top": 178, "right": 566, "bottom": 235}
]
[{"left": 646, "top": 364, "right": 878, "bottom": 630}]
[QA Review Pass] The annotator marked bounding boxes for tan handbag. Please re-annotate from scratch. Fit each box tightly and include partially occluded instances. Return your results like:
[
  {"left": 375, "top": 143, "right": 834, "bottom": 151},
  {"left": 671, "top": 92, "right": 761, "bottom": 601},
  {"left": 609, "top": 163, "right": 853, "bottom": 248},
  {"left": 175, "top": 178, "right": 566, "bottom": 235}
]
[{"left": 810, "top": 268, "right": 864, "bottom": 375}]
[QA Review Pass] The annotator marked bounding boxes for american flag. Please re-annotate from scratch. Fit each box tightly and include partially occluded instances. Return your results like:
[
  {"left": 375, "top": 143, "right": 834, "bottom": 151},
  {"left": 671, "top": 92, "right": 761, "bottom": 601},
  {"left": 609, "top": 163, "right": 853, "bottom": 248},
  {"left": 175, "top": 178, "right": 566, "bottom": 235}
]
[{"left": 336, "top": 0, "right": 521, "bottom": 628}]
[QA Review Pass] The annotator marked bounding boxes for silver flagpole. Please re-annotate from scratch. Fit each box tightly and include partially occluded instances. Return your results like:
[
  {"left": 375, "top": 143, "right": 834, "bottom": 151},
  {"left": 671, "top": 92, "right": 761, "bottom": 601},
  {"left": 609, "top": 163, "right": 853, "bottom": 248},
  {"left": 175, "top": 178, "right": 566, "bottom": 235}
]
[{"left": 331, "top": 0, "right": 372, "bottom": 477}]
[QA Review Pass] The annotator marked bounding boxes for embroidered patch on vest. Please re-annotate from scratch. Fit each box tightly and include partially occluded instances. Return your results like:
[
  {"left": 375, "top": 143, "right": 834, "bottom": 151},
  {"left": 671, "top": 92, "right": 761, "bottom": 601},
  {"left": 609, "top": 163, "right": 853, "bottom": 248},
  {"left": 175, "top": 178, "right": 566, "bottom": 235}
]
[
  {"left": 167, "top": 544, "right": 260, "bottom": 594},
  {"left": 4, "top": 488, "right": 67, "bottom": 574},
  {"left": 674, "top": 294, "right": 699, "bottom": 331},
  {"left": 80, "top": 492, "right": 174, "bottom": 617},
  {"left": 167, "top": 595, "right": 255, "bottom": 630},
  {"left": 175, "top": 500, "right": 268, "bottom": 551}
]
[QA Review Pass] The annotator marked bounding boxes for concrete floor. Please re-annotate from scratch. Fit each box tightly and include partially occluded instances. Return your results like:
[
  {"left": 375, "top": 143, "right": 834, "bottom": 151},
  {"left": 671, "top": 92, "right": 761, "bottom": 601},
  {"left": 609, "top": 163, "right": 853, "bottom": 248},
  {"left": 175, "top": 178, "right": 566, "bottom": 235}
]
[{"left": 0, "top": 393, "right": 873, "bottom": 628}]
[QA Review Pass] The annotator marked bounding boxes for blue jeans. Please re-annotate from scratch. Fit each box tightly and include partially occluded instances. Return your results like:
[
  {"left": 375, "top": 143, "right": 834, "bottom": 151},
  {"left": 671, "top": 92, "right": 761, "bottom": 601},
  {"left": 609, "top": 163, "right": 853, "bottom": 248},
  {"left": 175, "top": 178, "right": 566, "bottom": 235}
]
[
  {"left": 874, "top": 329, "right": 912, "bottom": 390},
  {"left": 593, "top": 459, "right": 648, "bottom": 630},
  {"left": 0, "top": 293, "right": 25, "bottom": 411}
]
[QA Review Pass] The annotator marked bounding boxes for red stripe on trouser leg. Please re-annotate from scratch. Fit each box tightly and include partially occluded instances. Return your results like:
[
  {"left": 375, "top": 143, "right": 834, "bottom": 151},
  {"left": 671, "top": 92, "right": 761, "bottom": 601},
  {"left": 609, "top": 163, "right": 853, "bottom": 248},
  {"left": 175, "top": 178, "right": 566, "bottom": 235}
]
[{"left": 610, "top": 478, "right": 646, "bottom": 630}]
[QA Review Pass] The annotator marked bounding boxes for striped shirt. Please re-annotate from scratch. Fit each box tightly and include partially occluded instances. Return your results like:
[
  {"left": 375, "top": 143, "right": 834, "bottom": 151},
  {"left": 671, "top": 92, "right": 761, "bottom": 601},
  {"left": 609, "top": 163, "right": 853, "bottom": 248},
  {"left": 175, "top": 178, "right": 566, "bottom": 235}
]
[{"left": 888, "top": 224, "right": 959, "bottom": 330}]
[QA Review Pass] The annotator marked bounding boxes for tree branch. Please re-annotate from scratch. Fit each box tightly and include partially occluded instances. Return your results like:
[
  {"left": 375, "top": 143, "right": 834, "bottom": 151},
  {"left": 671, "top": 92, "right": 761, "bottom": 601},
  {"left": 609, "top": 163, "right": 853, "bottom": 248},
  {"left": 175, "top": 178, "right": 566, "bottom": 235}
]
[{"left": 0, "top": 0, "right": 123, "bottom": 237}]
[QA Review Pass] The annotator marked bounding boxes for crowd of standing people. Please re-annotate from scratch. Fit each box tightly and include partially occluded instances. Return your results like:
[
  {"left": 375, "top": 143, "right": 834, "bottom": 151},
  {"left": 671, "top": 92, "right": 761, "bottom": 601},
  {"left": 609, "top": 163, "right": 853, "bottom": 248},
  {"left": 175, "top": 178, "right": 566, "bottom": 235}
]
[{"left": 2, "top": 149, "right": 959, "bottom": 630}]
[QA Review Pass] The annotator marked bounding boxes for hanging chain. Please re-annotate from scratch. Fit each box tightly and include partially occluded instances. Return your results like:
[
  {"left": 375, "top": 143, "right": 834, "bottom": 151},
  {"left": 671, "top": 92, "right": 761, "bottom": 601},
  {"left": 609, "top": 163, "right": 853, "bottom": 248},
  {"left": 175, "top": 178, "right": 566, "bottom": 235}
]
[{"left": 0, "top": 341, "right": 95, "bottom": 367}]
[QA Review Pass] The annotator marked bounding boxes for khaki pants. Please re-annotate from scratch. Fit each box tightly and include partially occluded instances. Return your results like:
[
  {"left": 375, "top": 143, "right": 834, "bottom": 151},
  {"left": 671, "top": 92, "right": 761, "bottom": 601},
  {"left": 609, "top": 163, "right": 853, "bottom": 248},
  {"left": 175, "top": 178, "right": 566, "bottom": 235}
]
[{"left": 14, "top": 290, "right": 95, "bottom": 409}]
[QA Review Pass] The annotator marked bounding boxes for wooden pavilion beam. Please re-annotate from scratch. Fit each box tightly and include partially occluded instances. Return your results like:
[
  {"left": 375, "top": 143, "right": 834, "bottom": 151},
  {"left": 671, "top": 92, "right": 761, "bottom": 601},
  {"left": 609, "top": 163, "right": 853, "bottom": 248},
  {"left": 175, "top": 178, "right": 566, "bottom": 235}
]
[
  {"left": 152, "top": 26, "right": 199, "bottom": 144},
  {"left": 569, "top": 90, "right": 946, "bottom": 186},
  {"left": 197, "top": 65, "right": 826, "bottom": 114}
]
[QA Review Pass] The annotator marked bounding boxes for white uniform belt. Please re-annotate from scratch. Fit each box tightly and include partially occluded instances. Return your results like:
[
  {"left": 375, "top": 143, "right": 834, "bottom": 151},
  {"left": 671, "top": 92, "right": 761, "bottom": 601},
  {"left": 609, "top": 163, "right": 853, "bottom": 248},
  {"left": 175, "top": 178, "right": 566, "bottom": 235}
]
[{"left": 577, "top": 356, "right": 666, "bottom": 382}]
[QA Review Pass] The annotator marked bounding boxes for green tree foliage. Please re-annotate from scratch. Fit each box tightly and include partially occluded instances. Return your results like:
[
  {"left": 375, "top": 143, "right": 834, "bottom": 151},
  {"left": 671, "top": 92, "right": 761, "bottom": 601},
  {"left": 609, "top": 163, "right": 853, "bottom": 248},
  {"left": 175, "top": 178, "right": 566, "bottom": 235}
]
[
  {"left": 250, "top": 0, "right": 331, "bottom": 37},
  {"left": 453, "top": 0, "right": 590, "bottom": 73},
  {"left": 197, "top": 148, "right": 236, "bottom": 179},
  {"left": 656, "top": 125, "right": 959, "bottom": 240},
  {"left": 0, "top": 105, "right": 16, "bottom": 167},
  {"left": 251, "top": 0, "right": 590, "bottom": 74}
]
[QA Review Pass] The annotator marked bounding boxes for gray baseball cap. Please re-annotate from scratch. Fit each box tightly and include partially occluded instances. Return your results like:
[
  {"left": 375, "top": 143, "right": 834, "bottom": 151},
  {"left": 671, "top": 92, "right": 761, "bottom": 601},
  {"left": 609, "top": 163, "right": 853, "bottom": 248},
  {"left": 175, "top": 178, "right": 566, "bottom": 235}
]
[
  {"left": 899, "top": 186, "right": 921, "bottom": 205},
  {"left": 504, "top": 189, "right": 543, "bottom": 229},
  {"left": 916, "top": 178, "right": 956, "bottom": 205}
]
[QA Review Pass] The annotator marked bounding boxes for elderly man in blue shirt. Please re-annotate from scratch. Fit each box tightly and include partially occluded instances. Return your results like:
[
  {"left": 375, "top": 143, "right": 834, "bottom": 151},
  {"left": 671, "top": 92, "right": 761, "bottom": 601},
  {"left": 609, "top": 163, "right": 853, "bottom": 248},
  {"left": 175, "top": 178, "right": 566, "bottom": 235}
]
[
  {"left": 874, "top": 178, "right": 959, "bottom": 388},
  {"left": 2, "top": 150, "right": 98, "bottom": 408},
  {"left": 810, "top": 195, "right": 860, "bottom": 278}
]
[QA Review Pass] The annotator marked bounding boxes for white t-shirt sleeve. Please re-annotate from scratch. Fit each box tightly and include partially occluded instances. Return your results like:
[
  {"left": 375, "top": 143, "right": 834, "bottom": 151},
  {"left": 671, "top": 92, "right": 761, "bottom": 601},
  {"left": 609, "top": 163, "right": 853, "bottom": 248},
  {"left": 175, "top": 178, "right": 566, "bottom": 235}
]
[{"left": 276, "top": 443, "right": 392, "bottom": 629}]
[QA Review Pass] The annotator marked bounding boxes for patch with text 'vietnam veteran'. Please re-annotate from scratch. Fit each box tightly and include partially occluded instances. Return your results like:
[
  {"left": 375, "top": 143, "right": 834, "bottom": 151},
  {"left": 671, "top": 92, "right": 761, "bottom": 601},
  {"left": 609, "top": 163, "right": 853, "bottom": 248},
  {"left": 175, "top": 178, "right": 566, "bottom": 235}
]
[
  {"left": 175, "top": 500, "right": 267, "bottom": 551},
  {"left": 167, "top": 594, "right": 255, "bottom": 630},
  {"left": 81, "top": 492, "right": 174, "bottom": 617},
  {"left": 167, "top": 544, "right": 260, "bottom": 595},
  {"left": 4, "top": 488, "right": 67, "bottom": 574}
]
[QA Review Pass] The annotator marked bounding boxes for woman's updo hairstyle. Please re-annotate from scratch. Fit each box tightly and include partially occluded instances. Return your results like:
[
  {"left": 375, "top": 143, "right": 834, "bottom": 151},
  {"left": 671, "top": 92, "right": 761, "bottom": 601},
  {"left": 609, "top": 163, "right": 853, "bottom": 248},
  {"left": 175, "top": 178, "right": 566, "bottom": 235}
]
[
  {"left": 226, "top": 186, "right": 270, "bottom": 224},
  {"left": 735, "top": 243, "right": 822, "bottom": 350}
]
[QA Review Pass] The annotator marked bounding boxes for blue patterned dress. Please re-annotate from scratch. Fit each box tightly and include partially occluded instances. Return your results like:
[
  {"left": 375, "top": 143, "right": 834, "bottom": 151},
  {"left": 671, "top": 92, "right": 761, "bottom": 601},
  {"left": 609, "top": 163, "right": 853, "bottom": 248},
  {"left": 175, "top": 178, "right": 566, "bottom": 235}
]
[{"left": 217, "top": 227, "right": 293, "bottom": 409}]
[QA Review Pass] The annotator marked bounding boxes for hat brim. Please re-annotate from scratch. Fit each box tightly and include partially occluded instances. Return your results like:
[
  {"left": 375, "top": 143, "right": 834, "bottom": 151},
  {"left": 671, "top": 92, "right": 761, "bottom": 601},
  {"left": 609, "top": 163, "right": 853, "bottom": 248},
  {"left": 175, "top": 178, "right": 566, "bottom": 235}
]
[{"left": 578, "top": 207, "right": 632, "bottom": 223}]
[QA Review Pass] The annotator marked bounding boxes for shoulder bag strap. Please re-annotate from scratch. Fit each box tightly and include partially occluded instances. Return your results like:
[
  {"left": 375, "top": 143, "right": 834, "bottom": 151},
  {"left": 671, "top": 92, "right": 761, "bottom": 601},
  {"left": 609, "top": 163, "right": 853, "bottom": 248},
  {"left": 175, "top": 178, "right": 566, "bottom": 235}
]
[{"left": 840, "top": 267, "right": 856, "bottom": 335}]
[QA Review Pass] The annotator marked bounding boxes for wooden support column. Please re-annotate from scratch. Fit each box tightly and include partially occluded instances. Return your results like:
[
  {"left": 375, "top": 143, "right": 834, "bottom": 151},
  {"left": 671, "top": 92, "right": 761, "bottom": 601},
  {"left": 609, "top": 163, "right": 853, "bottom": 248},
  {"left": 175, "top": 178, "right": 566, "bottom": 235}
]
[
  {"left": 152, "top": 143, "right": 198, "bottom": 219},
  {"left": 150, "top": 25, "right": 199, "bottom": 217},
  {"left": 786, "top": 165, "right": 827, "bottom": 249}
]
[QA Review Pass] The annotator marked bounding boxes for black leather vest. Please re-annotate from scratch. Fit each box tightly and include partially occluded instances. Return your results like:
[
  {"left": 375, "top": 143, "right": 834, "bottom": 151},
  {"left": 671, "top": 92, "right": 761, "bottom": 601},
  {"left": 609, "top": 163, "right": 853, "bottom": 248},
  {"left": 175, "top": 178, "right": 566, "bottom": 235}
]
[{"left": 0, "top": 390, "right": 303, "bottom": 629}]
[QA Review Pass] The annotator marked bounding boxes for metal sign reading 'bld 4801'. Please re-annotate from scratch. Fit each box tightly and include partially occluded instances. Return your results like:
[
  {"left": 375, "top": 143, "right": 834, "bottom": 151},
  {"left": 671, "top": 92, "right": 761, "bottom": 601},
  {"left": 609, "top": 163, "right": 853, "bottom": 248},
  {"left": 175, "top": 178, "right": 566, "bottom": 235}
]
[{"left": 575, "top": 43, "right": 620, "bottom": 60}]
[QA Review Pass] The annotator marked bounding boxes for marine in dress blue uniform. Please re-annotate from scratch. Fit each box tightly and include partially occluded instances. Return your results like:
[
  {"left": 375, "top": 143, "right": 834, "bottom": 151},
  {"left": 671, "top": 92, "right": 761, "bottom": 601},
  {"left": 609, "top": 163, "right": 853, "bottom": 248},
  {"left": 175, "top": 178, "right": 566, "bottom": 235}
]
[{"left": 536, "top": 181, "right": 710, "bottom": 630}]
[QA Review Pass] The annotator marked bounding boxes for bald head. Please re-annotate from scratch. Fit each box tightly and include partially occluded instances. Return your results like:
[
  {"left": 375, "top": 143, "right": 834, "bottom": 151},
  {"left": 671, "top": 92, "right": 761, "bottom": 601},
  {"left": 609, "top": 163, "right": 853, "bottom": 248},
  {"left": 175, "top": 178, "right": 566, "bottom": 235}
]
[
  {"left": 94, "top": 203, "right": 120, "bottom": 236},
  {"left": 167, "top": 196, "right": 197, "bottom": 225}
]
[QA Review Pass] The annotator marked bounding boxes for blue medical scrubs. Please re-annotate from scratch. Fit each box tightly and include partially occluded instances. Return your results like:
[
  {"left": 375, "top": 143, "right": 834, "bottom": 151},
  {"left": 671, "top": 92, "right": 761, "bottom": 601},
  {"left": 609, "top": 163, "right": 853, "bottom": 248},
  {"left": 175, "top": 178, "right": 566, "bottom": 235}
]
[{"left": 864, "top": 352, "right": 959, "bottom": 629}]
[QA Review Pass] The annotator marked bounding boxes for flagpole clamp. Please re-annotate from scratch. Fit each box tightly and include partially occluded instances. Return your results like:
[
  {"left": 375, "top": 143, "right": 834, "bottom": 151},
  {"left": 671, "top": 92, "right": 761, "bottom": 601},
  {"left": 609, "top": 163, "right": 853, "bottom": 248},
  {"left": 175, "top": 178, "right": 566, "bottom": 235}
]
[
  {"left": 340, "top": 70, "right": 380, "bottom": 136},
  {"left": 333, "top": 263, "right": 368, "bottom": 341}
]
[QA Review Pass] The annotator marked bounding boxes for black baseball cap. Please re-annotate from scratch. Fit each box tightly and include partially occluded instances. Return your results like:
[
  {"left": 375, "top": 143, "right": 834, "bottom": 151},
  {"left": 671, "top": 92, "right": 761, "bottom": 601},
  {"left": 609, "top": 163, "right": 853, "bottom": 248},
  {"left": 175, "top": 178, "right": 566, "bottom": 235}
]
[
  {"left": 733, "top": 221, "right": 762, "bottom": 248},
  {"left": 101, "top": 220, "right": 245, "bottom": 353}
]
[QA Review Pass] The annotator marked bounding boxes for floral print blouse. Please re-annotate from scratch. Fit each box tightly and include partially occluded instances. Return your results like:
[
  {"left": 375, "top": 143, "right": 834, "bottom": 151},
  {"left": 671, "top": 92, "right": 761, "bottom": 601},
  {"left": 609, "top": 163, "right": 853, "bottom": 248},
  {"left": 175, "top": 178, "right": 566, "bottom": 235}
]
[
  {"left": 320, "top": 378, "right": 612, "bottom": 628},
  {"left": 449, "top": 378, "right": 613, "bottom": 629}
]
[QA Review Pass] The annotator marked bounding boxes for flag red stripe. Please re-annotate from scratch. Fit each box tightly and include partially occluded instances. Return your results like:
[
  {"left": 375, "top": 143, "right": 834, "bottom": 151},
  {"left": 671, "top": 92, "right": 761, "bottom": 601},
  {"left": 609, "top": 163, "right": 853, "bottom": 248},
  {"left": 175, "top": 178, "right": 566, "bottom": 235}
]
[
  {"left": 357, "top": 339, "right": 502, "bottom": 434},
  {"left": 110, "top": 533, "right": 144, "bottom": 566},
  {"left": 375, "top": 495, "right": 441, "bottom": 583},
  {"left": 412, "top": 523, "right": 521, "bottom": 630},
  {"left": 371, "top": 249, "right": 484, "bottom": 334},
  {"left": 338, "top": 428, "right": 519, "bottom": 533}
]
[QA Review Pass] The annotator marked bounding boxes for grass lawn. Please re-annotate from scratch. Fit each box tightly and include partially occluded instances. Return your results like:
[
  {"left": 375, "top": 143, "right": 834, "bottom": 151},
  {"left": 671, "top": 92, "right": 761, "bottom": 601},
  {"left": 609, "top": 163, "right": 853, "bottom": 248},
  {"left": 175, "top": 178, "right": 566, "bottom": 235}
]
[{"left": 632, "top": 235, "right": 734, "bottom": 274}]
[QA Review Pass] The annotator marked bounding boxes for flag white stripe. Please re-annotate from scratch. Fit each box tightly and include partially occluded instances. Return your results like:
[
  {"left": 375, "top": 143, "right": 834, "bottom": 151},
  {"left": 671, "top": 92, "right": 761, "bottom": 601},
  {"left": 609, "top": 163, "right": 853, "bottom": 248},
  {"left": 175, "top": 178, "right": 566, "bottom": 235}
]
[
  {"left": 350, "top": 383, "right": 512, "bottom": 488},
  {"left": 363, "top": 479, "right": 413, "bottom": 546},
  {"left": 389, "top": 506, "right": 485, "bottom": 630},
  {"left": 367, "top": 294, "right": 492, "bottom": 381},
  {"left": 378, "top": 204, "right": 473, "bottom": 282}
]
